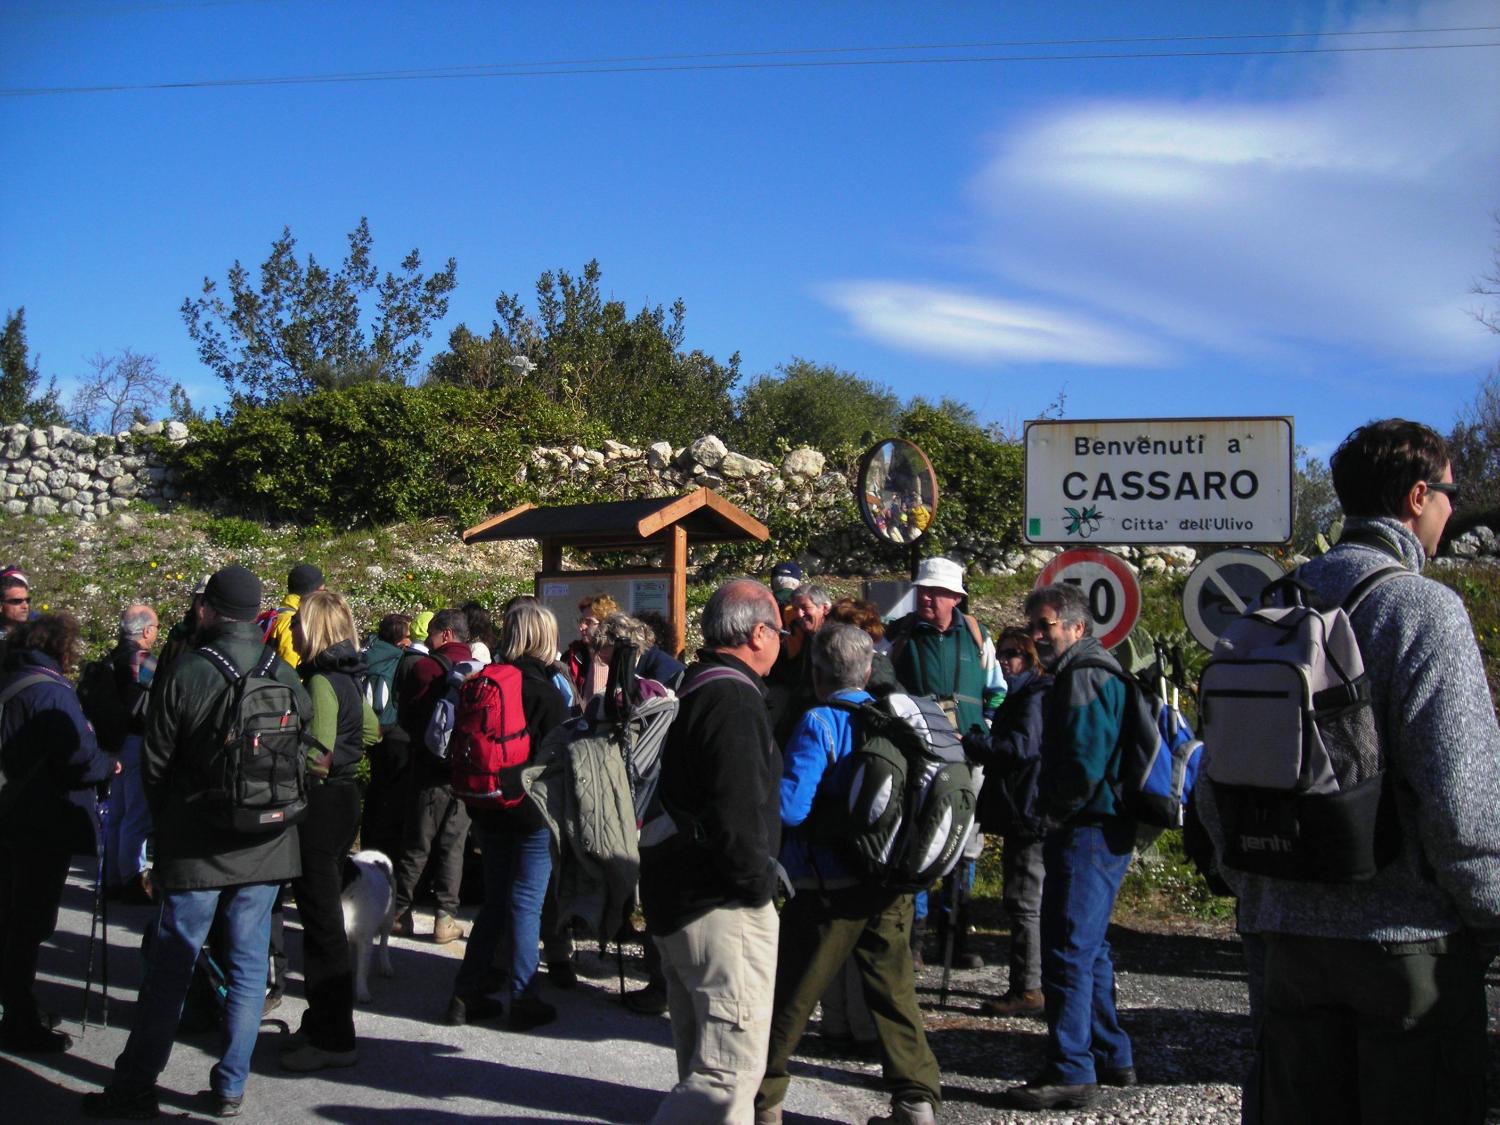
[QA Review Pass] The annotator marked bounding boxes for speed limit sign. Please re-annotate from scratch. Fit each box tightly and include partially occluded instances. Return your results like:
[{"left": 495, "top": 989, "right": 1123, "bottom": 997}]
[{"left": 1035, "top": 548, "right": 1142, "bottom": 650}]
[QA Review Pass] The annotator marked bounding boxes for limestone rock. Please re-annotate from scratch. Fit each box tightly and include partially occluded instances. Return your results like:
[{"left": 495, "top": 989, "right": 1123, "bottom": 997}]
[
  {"left": 781, "top": 447, "right": 825, "bottom": 482},
  {"left": 647, "top": 442, "right": 673, "bottom": 470},
  {"left": 3, "top": 499, "right": 25, "bottom": 516},
  {"left": 688, "top": 435, "right": 728, "bottom": 469},
  {"left": 29, "top": 495, "right": 58, "bottom": 516},
  {"left": 165, "top": 420, "right": 189, "bottom": 443}
]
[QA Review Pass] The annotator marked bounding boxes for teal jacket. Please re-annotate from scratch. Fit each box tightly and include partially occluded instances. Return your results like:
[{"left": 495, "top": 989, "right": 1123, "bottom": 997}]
[{"left": 1038, "top": 635, "right": 1128, "bottom": 824}]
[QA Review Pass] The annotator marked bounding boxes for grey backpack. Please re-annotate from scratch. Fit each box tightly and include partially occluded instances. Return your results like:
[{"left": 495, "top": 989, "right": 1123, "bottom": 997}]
[{"left": 1199, "top": 564, "right": 1408, "bottom": 883}]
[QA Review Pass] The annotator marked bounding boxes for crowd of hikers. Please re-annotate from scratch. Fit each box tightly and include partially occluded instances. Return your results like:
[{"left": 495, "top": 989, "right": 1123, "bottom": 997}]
[{"left": 0, "top": 416, "right": 1498, "bottom": 1125}]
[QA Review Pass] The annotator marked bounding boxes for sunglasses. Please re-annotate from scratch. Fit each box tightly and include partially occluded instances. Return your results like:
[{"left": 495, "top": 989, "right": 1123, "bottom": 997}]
[
  {"left": 3, "top": 596, "right": 30, "bottom": 606},
  {"left": 1425, "top": 481, "right": 1458, "bottom": 498},
  {"left": 997, "top": 648, "right": 1026, "bottom": 660}
]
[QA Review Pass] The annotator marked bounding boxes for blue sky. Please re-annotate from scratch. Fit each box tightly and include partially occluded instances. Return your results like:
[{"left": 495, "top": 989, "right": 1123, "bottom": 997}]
[{"left": 2, "top": 1, "right": 1497, "bottom": 460}]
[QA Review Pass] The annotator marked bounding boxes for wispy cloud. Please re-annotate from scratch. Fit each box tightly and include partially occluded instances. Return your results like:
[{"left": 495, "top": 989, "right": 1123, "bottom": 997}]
[
  {"left": 829, "top": 2, "right": 1500, "bottom": 373},
  {"left": 821, "top": 280, "right": 1170, "bottom": 366}
]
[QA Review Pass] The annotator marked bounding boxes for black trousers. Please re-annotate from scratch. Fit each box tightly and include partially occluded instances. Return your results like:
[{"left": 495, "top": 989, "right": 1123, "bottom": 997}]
[
  {"left": 360, "top": 734, "right": 411, "bottom": 859},
  {"left": 0, "top": 841, "right": 73, "bottom": 1028},
  {"left": 292, "top": 781, "right": 361, "bottom": 1051}
]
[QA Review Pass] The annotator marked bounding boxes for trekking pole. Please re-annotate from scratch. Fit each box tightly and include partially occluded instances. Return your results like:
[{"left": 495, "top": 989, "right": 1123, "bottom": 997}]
[
  {"left": 82, "top": 799, "right": 106, "bottom": 1034},
  {"left": 938, "top": 874, "right": 960, "bottom": 1008}
]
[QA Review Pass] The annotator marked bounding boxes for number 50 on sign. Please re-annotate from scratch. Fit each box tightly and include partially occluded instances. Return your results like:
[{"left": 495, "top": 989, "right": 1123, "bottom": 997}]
[{"left": 1035, "top": 548, "right": 1142, "bottom": 651}]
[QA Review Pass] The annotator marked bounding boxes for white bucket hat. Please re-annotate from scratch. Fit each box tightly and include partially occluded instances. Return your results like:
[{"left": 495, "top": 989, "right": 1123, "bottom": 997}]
[{"left": 912, "top": 556, "right": 967, "bottom": 596}]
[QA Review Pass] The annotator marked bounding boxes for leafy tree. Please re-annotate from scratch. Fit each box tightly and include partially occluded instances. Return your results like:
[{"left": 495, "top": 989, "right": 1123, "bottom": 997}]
[
  {"left": 0, "top": 307, "right": 66, "bottom": 427},
  {"left": 169, "top": 382, "right": 207, "bottom": 425},
  {"left": 733, "top": 358, "right": 902, "bottom": 457},
  {"left": 181, "top": 218, "right": 458, "bottom": 407},
  {"left": 69, "top": 348, "right": 170, "bottom": 433},
  {"left": 1291, "top": 447, "right": 1340, "bottom": 552},
  {"left": 430, "top": 260, "right": 737, "bottom": 446}
]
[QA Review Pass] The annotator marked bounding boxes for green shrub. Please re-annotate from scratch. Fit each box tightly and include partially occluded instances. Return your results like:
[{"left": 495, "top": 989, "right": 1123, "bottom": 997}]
[
  {"left": 204, "top": 515, "right": 265, "bottom": 549},
  {"left": 169, "top": 383, "right": 602, "bottom": 527}
]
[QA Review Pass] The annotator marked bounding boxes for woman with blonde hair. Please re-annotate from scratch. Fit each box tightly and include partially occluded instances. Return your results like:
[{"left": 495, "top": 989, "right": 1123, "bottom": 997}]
[
  {"left": 280, "top": 590, "right": 380, "bottom": 1071},
  {"left": 565, "top": 593, "right": 619, "bottom": 702},
  {"left": 448, "top": 600, "right": 571, "bottom": 1030}
]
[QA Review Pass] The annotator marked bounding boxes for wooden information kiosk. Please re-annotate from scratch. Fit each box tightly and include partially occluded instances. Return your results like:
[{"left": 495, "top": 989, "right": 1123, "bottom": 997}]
[{"left": 461, "top": 487, "right": 770, "bottom": 656}]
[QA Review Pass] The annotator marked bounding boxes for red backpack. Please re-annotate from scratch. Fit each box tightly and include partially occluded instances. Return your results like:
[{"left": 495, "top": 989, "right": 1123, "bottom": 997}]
[{"left": 448, "top": 664, "right": 531, "bottom": 808}]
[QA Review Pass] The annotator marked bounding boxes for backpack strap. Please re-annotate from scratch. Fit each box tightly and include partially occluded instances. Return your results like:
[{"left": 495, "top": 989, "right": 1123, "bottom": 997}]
[
  {"left": 196, "top": 644, "right": 244, "bottom": 686},
  {"left": 1341, "top": 565, "right": 1411, "bottom": 616},
  {"left": 678, "top": 664, "right": 761, "bottom": 698},
  {"left": 0, "top": 671, "right": 61, "bottom": 709}
]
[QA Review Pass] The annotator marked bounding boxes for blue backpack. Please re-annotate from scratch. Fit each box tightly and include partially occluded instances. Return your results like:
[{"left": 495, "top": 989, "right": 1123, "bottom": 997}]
[{"left": 1071, "top": 658, "right": 1203, "bottom": 829}]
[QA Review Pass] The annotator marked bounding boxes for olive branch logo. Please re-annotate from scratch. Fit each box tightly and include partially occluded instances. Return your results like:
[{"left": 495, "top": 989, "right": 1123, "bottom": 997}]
[{"left": 1063, "top": 506, "right": 1103, "bottom": 538}]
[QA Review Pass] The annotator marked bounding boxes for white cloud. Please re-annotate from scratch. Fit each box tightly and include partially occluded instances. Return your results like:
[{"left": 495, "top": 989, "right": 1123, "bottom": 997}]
[
  {"left": 966, "top": 3, "right": 1500, "bottom": 370},
  {"left": 827, "top": 3, "right": 1499, "bottom": 374},
  {"left": 821, "top": 281, "right": 1170, "bottom": 366}
]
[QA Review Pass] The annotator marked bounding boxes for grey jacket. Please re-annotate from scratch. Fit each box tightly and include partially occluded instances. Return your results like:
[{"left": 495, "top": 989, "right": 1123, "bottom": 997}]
[{"left": 1201, "top": 517, "right": 1500, "bottom": 943}]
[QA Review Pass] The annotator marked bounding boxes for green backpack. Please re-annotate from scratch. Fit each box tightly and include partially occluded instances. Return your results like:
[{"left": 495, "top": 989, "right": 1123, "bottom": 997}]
[{"left": 818, "top": 692, "right": 979, "bottom": 892}]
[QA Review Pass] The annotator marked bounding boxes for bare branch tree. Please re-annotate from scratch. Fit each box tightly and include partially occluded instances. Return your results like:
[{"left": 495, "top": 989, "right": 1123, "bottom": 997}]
[
  {"left": 1470, "top": 211, "right": 1500, "bottom": 335},
  {"left": 70, "top": 348, "right": 170, "bottom": 434}
]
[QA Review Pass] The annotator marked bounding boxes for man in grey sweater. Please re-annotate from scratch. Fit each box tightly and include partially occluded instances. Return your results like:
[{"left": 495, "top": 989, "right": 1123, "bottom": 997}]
[{"left": 1202, "top": 419, "right": 1500, "bottom": 1125}]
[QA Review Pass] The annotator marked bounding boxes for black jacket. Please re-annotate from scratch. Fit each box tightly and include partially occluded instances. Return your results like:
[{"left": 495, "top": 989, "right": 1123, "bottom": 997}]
[
  {"left": 0, "top": 650, "right": 113, "bottom": 853},
  {"left": 640, "top": 651, "right": 781, "bottom": 936},
  {"left": 143, "top": 620, "right": 310, "bottom": 890},
  {"left": 470, "top": 656, "right": 569, "bottom": 834},
  {"left": 977, "top": 667, "right": 1052, "bottom": 837}
]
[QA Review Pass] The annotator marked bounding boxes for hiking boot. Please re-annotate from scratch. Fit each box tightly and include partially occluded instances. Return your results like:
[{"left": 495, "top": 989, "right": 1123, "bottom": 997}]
[
  {"left": 867, "top": 1099, "right": 937, "bottom": 1124},
  {"left": 432, "top": 912, "right": 464, "bottom": 944},
  {"left": 950, "top": 951, "right": 984, "bottom": 970},
  {"left": 754, "top": 1105, "right": 783, "bottom": 1124},
  {"left": 445, "top": 993, "right": 503, "bottom": 1026},
  {"left": 547, "top": 958, "right": 578, "bottom": 989},
  {"left": 507, "top": 995, "right": 557, "bottom": 1031},
  {"left": 390, "top": 909, "right": 415, "bottom": 937},
  {"left": 997, "top": 1076, "right": 1099, "bottom": 1110},
  {"left": 1099, "top": 1065, "right": 1139, "bottom": 1087},
  {"left": 980, "top": 989, "right": 1044, "bottom": 1017},
  {"left": 201, "top": 1091, "right": 242, "bottom": 1118},
  {"left": 262, "top": 990, "right": 283, "bottom": 1015},
  {"left": 81, "top": 1087, "right": 160, "bottom": 1120},
  {"left": 279, "top": 1042, "right": 358, "bottom": 1071},
  {"left": 1, "top": 1019, "right": 73, "bottom": 1054},
  {"left": 622, "top": 984, "right": 668, "bottom": 1015}
]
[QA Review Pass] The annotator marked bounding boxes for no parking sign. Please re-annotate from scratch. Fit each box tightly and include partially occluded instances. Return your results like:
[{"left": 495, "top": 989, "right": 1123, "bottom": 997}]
[{"left": 1035, "top": 548, "right": 1142, "bottom": 650}]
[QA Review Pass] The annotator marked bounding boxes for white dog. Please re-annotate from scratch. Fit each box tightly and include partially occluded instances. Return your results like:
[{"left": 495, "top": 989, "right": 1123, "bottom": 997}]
[{"left": 341, "top": 849, "right": 396, "bottom": 1003}]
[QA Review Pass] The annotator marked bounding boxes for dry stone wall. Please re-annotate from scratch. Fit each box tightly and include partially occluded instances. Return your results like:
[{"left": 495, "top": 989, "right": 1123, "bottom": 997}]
[{"left": 1, "top": 421, "right": 188, "bottom": 521}]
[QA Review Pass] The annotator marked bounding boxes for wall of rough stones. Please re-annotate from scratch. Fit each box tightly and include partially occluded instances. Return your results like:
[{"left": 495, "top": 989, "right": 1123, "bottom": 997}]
[
  {"left": 1, "top": 420, "right": 188, "bottom": 521},
  {"left": 5, "top": 421, "right": 1496, "bottom": 576}
]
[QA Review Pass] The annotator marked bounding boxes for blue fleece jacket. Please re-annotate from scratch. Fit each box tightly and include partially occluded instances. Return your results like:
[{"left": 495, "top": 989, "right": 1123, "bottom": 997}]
[{"left": 779, "top": 687, "right": 871, "bottom": 888}]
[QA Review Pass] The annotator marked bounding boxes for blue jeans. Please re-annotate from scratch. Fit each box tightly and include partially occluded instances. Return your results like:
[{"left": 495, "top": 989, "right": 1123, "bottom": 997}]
[
  {"left": 455, "top": 821, "right": 552, "bottom": 1002},
  {"left": 104, "top": 735, "right": 152, "bottom": 885},
  {"left": 112, "top": 882, "right": 278, "bottom": 1099},
  {"left": 1039, "top": 819, "right": 1134, "bottom": 1084}
]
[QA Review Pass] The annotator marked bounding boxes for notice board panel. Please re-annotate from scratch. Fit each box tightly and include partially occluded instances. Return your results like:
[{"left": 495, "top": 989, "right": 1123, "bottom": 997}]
[{"left": 535, "top": 571, "right": 673, "bottom": 639}]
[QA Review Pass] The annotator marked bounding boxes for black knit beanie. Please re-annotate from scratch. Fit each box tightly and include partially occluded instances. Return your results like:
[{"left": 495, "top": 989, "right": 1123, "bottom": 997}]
[{"left": 205, "top": 565, "right": 262, "bottom": 621}]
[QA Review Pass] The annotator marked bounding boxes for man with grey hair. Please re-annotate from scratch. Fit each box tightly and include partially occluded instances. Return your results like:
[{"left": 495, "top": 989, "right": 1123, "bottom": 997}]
[
  {"left": 755, "top": 623, "right": 942, "bottom": 1125},
  {"left": 640, "top": 578, "right": 784, "bottom": 1124},
  {"left": 78, "top": 603, "right": 159, "bottom": 904},
  {"left": 999, "top": 583, "right": 1136, "bottom": 1111},
  {"left": 768, "top": 582, "right": 833, "bottom": 745}
]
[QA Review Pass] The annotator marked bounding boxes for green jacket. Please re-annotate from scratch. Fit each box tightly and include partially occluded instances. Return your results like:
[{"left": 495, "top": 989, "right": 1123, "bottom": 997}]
[
  {"left": 143, "top": 619, "right": 311, "bottom": 890},
  {"left": 888, "top": 611, "right": 1003, "bottom": 735}
]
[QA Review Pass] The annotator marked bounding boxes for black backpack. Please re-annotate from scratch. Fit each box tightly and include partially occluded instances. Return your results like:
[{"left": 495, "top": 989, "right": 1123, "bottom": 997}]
[{"left": 194, "top": 646, "right": 312, "bottom": 834}]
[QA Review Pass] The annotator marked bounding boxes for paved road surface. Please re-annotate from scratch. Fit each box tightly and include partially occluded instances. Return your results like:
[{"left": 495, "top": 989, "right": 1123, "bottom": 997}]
[{"left": 2, "top": 864, "right": 878, "bottom": 1123}]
